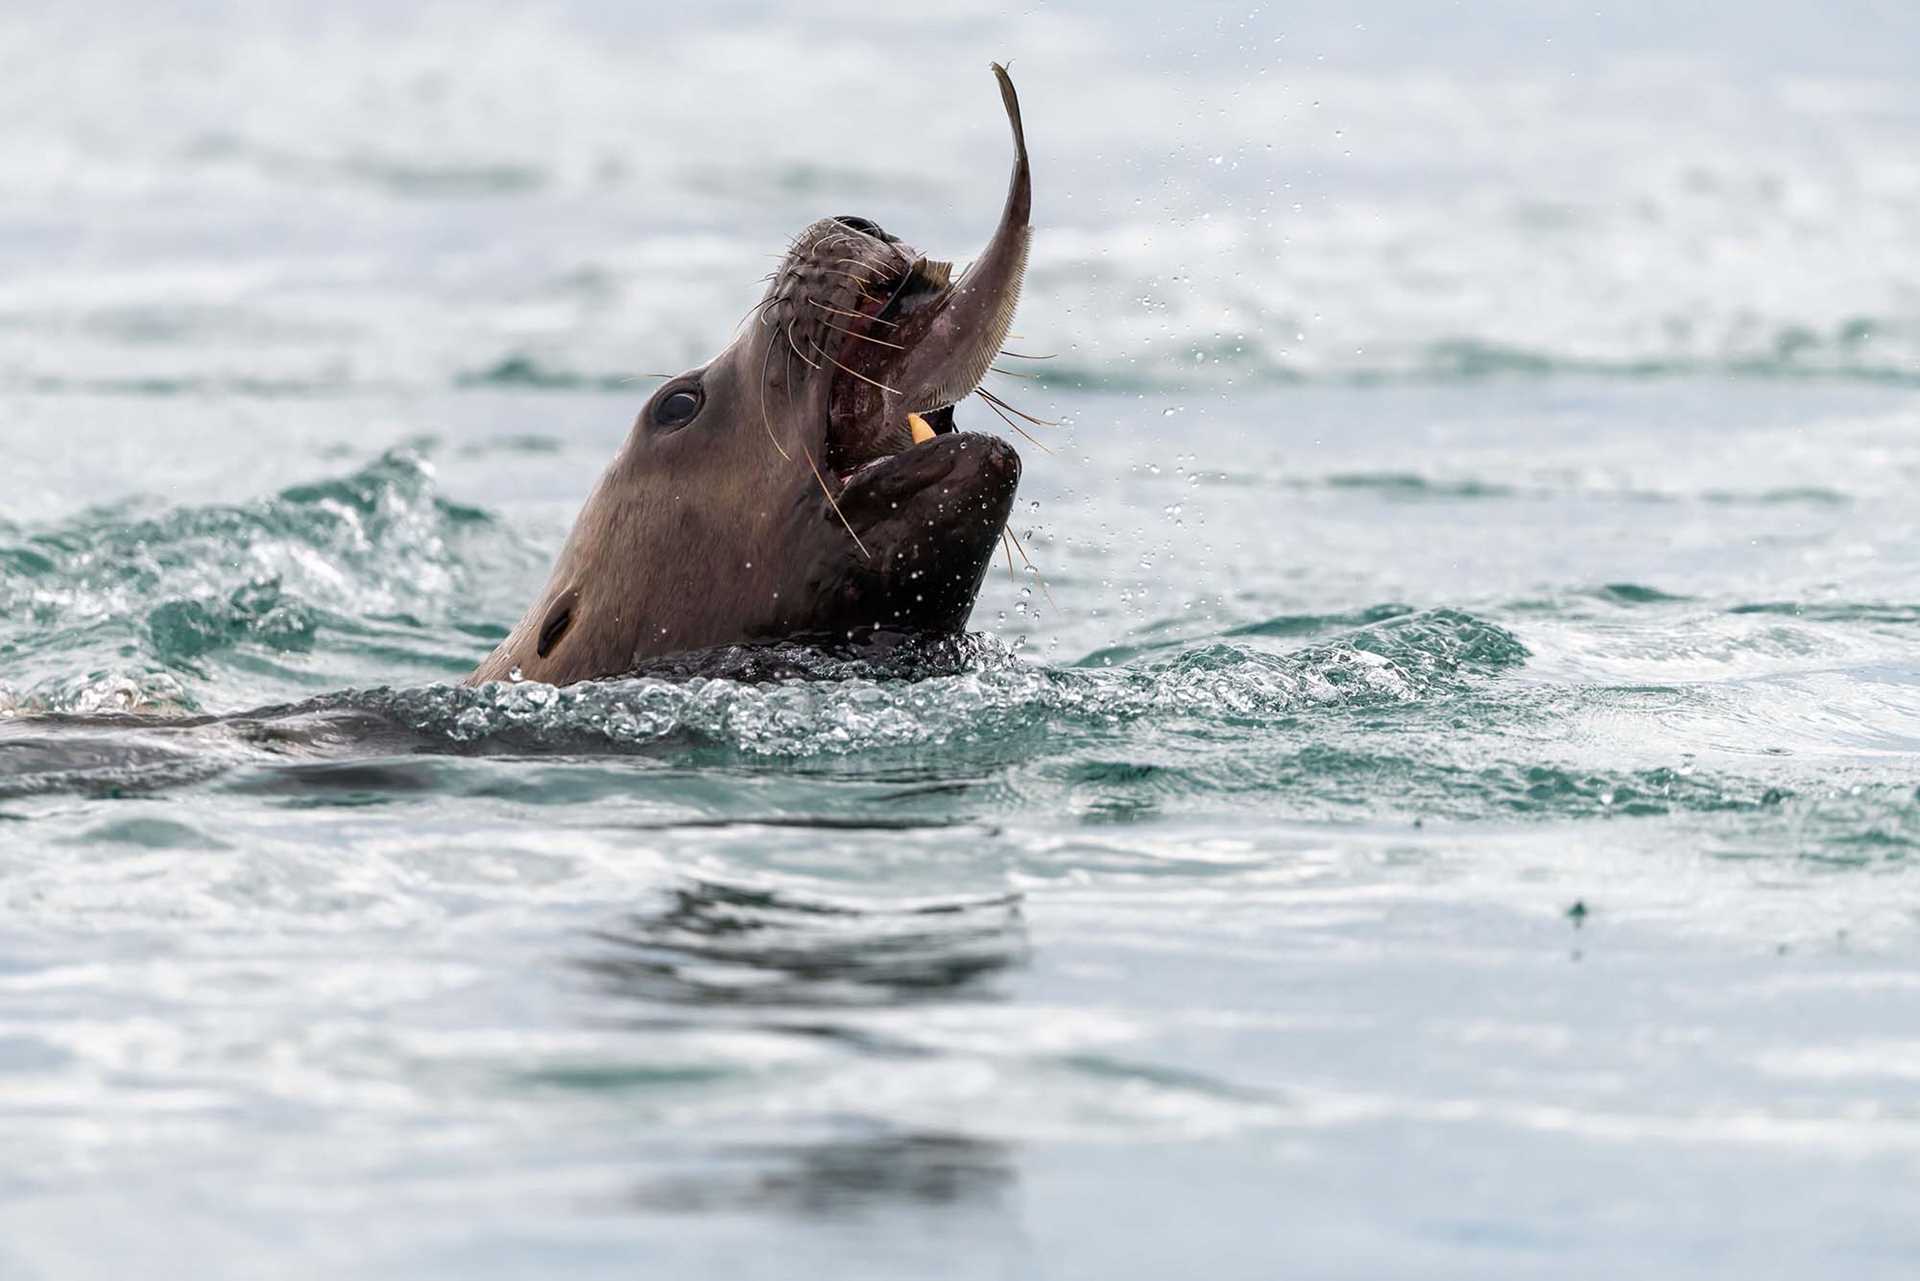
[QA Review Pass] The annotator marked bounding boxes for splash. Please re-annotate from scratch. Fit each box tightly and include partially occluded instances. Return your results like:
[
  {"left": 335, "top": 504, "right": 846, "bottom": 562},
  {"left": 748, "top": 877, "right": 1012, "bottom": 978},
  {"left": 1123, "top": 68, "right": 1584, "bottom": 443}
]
[
  {"left": 367, "top": 608, "right": 1530, "bottom": 758},
  {"left": 0, "top": 451, "right": 513, "bottom": 715}
]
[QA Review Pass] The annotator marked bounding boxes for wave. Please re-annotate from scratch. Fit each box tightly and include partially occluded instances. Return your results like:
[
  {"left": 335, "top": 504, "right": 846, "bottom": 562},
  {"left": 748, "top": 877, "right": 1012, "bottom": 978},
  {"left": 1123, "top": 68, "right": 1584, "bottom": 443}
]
[
  {"left": 455, "top": 355, "right": 641, "bottom": 392},
  {"left": 24, "top": 347, "right": 1919, "bottom": 404},
  {"left": 0, "top": 609, "right": 1526, "bottom": 795},
  {"left": 436, "top": 342, "right": 1920, "bottom": 402},
  {"left": 0, "top": 451, "right": 517, "bottom": 714},
  {"left": 9, "top": 3, "right": 1920, "bottom": 402},
  {"left": 357, "top": 609, "right": 1529, "bottom": 758},
  {"left": 7, "top": 597, "right": 1915, "bottom": 853},
  {"left": 1728, "top": 602, "right": 1920, "bottom": 625}
]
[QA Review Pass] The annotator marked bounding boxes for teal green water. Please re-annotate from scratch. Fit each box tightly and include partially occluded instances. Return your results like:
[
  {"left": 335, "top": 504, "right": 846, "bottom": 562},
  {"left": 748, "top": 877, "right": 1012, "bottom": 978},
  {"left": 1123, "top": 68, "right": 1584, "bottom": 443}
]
[
  {"left": 5, "top": 1, "right": 1920, "bottom": 1277},
  {"left": 5, "top": 382, "right": 1919, "bottom": 1280}
]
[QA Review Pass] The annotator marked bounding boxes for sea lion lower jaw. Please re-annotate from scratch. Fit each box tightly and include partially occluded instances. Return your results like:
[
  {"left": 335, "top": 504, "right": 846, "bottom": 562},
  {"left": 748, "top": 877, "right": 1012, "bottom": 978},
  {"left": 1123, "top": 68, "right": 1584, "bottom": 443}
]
[
  {"left": 467, "top": 65, "right": 1036, "bottom": 689},
  {"left": 823, "top": 431, "right": 1022, "bottom": 638}
]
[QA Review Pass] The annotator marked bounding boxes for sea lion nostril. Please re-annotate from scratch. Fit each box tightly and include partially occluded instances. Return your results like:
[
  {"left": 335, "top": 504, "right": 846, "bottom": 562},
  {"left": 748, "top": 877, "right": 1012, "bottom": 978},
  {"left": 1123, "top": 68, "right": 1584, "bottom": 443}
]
[
  {"left": 536, "top": 587, "right": 580, "bottom": 660},
  {"left": 832, "top": 215, "right": 887, "bottom": 239}
]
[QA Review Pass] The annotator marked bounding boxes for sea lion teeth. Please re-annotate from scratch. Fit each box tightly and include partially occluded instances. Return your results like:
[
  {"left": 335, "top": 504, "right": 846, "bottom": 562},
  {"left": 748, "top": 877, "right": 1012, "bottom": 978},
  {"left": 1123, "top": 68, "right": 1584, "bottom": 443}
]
[{"left": 908, "top": 412, "right": 935, "bottom": 444}]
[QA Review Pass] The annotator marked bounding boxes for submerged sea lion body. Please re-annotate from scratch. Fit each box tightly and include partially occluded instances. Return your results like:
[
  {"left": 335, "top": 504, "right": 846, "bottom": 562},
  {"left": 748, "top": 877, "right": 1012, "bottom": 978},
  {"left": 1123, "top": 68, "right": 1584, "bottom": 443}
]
[{"left": 470, "top": 66, "right": 1036, "bottom": 687}]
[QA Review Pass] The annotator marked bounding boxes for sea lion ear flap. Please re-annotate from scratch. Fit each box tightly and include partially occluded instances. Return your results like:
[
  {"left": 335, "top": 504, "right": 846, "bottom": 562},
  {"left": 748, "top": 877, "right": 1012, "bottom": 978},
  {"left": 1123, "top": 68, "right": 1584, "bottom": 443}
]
[{"left": 536, "top": 585, "right": 581, "bottom": 659}]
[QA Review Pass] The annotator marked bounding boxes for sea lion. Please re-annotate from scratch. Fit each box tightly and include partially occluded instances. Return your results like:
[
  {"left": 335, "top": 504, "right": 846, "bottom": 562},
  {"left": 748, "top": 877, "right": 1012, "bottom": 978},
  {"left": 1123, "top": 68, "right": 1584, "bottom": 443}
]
[{"left": 469, "top": 64, "right": 1035, "bottom": 688}]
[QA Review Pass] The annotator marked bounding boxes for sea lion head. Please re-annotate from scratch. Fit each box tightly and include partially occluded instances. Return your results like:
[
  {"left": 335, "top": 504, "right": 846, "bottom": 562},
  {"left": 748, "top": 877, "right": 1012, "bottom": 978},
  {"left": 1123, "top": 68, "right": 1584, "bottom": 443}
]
[{"left": 470, "top": 66, "right": 1034, "bottom": 687}]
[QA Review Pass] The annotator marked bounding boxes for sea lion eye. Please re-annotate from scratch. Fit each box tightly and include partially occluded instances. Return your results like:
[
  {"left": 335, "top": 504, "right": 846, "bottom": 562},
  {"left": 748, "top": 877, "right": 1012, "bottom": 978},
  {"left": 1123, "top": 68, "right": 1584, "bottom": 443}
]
[{"left": 653, "top": 387, "right": 702, "bottom": 429}]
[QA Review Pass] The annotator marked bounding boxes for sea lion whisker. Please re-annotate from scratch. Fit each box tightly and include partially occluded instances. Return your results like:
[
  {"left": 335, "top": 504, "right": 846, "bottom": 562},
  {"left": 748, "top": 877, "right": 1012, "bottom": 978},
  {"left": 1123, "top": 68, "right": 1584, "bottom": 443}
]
[
  {"left": 800, "top": 438, "right": 870, "bottom": 559},
  {"left": 778, "top": 343, "right": 866, "bottom": 557},
  {"left": 757, "top": 337, "right": 794, "bottom": 462},
  {"left": 998, "top": 349, "right": 1056, "bottom": 359},
  {"left": 869, "top": 236, "right": 913, "bottom": 266},
  {"left": 821, "top": 270, "right": 882, "bottom": 297},
  {"left": 1001, "top": 527, "right": 1017, "bottom": 581},
  {"left": 787, "top": 321, "right": 821, "bottom": 370},
  {"left": 809, "top": 299, "right": 899, "bottom": 329},
  {"left": 824, "top": 227, "right": 906, "bottom": 264},
  {"left": 781, "top": 345, "right": 806, "bottom": 460},
  {"left": 977, "top": 386, "right": 1061, "bottom": 427},
  {"left": 808, "top": 339, "right": 901, "bottom": 395},
  {"left": 738, "top": 293, "right": 779, "bottom": 334},
  {"left": 976, "top": 390, "right": 1055, "bottom": 455},
  {"left": 1005, "top": 526, "right": 1058, "bottom": 613},
  {"left": 816, "top": 318, "right": 906, "bottom": 350},
  {"left": 990, "top": 365, "right": 1041, "bottom": 379},
  {"left": 856, "top": 245, "right": 911, "bottom": 275},
  {"left": 782, "top": 342, "right": 805, "bottom": 433}
]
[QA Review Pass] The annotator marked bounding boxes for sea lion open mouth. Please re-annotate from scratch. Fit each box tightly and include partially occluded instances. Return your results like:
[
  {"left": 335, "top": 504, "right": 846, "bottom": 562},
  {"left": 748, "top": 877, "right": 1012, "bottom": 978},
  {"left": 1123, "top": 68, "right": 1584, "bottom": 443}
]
[
  {"left": 467, "top": 65, "right": 1037, "bottom": 688},
  {"left": 762, "top": 64, "right": 1032, "bottom": 495}
]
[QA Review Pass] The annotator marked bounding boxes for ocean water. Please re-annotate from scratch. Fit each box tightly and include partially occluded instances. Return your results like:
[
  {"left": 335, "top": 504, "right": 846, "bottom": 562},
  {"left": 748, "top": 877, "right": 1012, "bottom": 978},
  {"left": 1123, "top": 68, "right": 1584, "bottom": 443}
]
[{"left": 4, "top": 3, "right": 1920, "bottom": 1277}]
